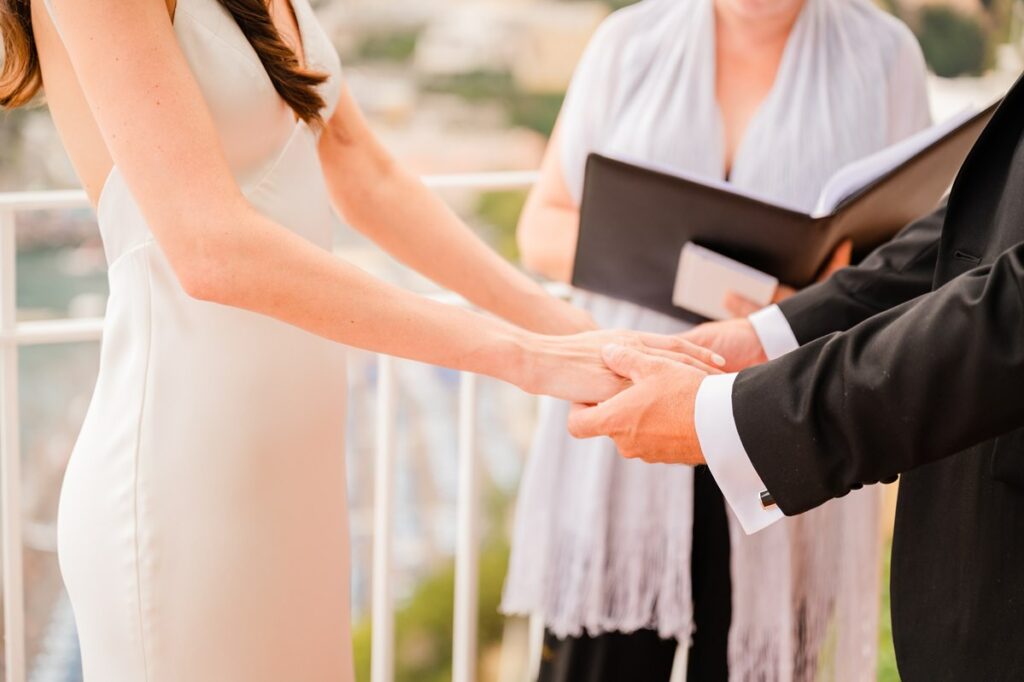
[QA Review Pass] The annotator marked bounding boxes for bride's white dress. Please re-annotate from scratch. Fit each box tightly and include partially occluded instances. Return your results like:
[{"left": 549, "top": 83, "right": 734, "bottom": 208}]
[{"left": 43, "top": 0, "right": 354, "bottom": 679}]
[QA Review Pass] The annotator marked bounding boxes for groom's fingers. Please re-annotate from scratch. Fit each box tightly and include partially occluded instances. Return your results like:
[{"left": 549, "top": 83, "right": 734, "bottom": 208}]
[
  {"left": 636, "top": 332, "right": 726, "bottom": 368},
  {"left": 602, "top": 344, "right": 664, "bottom": 382},
  {"left": 723, "top": 291, "right": 761, "bottom": 318},
  {"left": 568, "top": 401, "right": 617, "bottom": 439}
]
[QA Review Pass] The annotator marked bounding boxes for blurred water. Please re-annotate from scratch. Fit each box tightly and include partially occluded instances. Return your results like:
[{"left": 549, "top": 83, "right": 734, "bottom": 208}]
[{"left": 15, "top": 241, "right": 103, "bottom": 682}]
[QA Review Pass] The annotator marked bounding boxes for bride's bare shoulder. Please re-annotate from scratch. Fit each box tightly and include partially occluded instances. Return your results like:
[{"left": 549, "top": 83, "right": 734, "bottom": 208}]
[{"left": 29, "top": 0, "right": 171, "bottom": 206}]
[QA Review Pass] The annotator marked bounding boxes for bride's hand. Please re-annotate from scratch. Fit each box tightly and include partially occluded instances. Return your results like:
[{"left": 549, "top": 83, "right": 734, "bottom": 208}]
[{"left": 516, "top": 329, "right": 726, "bottom": 404}]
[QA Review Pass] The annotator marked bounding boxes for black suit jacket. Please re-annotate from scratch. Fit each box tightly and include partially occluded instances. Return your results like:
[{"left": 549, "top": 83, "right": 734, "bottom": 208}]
[{"left": 733, "top": 74, "right": 1024, "bottom": 680}]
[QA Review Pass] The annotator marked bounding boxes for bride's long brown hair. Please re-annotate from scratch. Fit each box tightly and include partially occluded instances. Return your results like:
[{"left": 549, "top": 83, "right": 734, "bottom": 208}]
[{"left": 0, "top": 0, "right": 328, "bottom": 127}]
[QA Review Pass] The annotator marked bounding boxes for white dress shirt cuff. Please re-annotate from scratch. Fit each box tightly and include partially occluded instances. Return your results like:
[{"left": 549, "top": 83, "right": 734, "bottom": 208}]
[
  {"left": 748, "top": 304, "right": 800, "bottom": 360},
  {"left": 694, "top": 373, "right": 784, "bottom": 534}
]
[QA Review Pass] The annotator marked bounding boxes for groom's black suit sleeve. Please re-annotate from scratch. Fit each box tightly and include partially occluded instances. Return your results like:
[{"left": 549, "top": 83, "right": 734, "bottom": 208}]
[
  {"left": 732, "top": 201, "right": 1024, "bottom": 515},
  {"left": 777, "top": 201, "right": 946, "bottom": 343}
]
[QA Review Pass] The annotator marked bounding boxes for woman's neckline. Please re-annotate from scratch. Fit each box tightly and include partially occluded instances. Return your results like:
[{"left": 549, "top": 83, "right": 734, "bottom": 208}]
[{"left": 711, "top": 0, "right": 810, "bottom": 181}]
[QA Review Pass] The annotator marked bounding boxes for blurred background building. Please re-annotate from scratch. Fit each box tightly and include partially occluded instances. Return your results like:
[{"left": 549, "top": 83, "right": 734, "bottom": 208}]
[{"left": 2, "top": 0, "right": 1023, "bottom": 680}]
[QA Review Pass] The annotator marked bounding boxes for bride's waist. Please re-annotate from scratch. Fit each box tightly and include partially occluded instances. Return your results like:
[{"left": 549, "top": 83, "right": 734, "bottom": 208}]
[
  {"left": 88, "top": 320, "right": 348, "bottom": 427},
  {"left": 100, "top": 267, "right": 348, "bottom": 381}
]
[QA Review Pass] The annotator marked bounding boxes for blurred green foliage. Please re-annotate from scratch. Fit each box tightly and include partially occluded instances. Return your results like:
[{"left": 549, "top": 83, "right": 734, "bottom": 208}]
[
  {"left": 509, "top": 94, "right": 566, "bottom": 139},
  {"left": 423, "top": 72, "right": 565, "bottom": 137},
  {"left": 604, "top": 0, "right": 641, "bottom": 9},
  {"left": 876, "top": 0, "right": 899, "bottom": 16},
  {"left": 914, "top": 6, "right": 993, "bottom": 77},
  {"left": 352, "top": 493, "right": 513, "bottom": 682},
  {"left": 352, "top": 540, "right": 510, "bottom": 682},
  {"left": 356, "top": 31, "right": 421, "bottom": 63},
  {"left": 877, "top": 546, "right": 899, "bottom": 681},
  {"left": 424, "top": 72, "right": 515, "bottom": 102},
  {"left": 982, "top": 0, "right": 1016, "bottom": 42},
  {"left": 475, "top": 190, "right": 529, "bottom": 262}
]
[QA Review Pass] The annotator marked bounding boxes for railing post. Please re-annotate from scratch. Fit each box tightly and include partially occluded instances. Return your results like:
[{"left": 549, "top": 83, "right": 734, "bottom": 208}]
[
  {"left": 0, "top": 209, "right": 26, "bottom": 682},
  {"left": 453, "top": 372, "right": 479, "bottom": 682},
  {"left": 371, "top": 355, "right": 396, "bottom": 682}
]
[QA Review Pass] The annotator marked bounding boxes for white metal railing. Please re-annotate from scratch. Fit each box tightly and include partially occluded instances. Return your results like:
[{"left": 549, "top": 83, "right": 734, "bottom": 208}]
[{"left": 0, "top": 170, "right": 552, "bottom": 682}]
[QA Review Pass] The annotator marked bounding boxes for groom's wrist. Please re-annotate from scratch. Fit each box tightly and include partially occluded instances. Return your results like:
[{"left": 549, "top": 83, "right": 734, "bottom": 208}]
[
  {"left": 747, "top": 304, "right": 799, "bottom": 361},
  {"left": 695, "top": 371, "right": 785, "bottom": 534},
  {"left": 686, "top": 375, "right": 707, "bottom": 466}
]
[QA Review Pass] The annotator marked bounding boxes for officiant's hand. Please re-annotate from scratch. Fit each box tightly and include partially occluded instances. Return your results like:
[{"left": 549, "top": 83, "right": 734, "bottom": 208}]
[
  {"left": 520, "top": 329, "right": 725, "bottom": 405},
  {"left": 567, "top": 344, "right": 707, "bottom": 465},
  {"left": 723, "top": 239, "right": 853, "bottom": 318}
]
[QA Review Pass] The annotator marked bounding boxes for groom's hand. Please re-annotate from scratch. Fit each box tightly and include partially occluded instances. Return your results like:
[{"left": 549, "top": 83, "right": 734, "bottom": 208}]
[
  {"left": 521, "top": 329, "right": 724, "bottom": 405},
  {"left": 568, "top": 344, "right": 707, "bottom": 465}
]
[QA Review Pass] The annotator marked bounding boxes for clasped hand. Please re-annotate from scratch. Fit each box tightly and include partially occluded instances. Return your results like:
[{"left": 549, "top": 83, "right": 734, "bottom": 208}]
[
  {"left": 566, "top": 317, "right": 769, "bottom": 466},
  {"left": 524, "top": 327, "right": 727, "bottom": 404}
]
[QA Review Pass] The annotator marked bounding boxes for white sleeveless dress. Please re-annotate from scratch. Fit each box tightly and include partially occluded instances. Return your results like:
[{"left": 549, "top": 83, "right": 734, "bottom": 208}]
[{"left": 43, "top": 1, "right": 353, "bottom": 680}]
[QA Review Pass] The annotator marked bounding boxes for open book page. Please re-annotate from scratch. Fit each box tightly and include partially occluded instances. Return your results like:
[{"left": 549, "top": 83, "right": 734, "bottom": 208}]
[{"left": 811, "top": 107, "right": 978, "bottom": 217}]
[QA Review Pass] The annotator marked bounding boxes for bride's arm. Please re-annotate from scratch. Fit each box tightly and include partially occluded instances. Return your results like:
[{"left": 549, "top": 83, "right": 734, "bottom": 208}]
[
  {"left": 317, "top": 85, "right": 593, "bottom": 336},
  {"left": 47, "top": 0, "right": 720, "bottom": 402}
]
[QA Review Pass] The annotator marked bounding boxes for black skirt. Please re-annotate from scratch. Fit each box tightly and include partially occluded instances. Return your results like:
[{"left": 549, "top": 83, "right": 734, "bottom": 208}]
[{"left": 537, "top": 465, "right": 732, "bottom": 682}]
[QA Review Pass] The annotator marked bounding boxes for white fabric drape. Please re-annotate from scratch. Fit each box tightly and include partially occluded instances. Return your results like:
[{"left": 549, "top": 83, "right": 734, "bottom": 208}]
[{"left": 501, "top": 0, "right": 931, "bottom": 679}]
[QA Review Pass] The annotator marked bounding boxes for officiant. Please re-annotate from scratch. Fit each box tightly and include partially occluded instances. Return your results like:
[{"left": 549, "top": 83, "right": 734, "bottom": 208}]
[{"left": 498, "top": 0, "right": 932, "bottom": 679}]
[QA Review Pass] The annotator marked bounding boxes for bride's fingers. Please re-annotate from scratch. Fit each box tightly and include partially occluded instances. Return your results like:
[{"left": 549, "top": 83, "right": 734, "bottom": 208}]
[
  {"left": 634, "top": 332, "right": 726, "bottom": 368},
  {"left": 639, "top": 347, "right": 724, "bottom": 375}
]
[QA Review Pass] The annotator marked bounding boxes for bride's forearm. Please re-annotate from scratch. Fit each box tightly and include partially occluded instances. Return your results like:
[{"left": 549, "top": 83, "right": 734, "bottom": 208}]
[
  {"left": 325, "top": 161, "right": 560, "bottom": 326},
  {"left": 317, "top": 93, "right": 581, "bottom": 334},
  {"left": 176, "top": 202, "right": 720, "bottom": 404},
  {"left": 185, "top": 205, "right": 535, "bottom": 385}
]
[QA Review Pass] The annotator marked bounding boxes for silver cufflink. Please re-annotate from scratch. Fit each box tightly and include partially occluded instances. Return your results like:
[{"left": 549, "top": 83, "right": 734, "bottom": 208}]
[{"left": 760, "top": 490, "right": 777, "bottom": 510}]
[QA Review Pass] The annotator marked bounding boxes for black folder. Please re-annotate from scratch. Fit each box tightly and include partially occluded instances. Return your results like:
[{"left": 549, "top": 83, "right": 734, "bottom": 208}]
[{"left": 571, "top": 101, "right": 999, "bottom": 323}]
